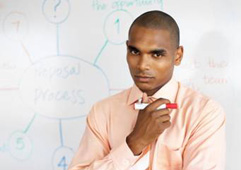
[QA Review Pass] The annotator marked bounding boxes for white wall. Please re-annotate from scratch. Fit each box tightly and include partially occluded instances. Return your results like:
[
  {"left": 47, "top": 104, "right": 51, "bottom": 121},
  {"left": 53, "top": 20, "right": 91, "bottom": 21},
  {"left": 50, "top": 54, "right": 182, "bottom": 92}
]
[{"left": 0, "top": 0, "right": 240, "bottom": 169}]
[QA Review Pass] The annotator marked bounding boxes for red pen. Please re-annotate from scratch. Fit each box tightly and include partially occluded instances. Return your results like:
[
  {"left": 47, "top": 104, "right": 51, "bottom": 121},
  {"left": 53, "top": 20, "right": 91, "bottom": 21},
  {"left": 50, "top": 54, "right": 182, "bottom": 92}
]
[{"left": 134, "top": 103, "right": 178, "bottom": 110}]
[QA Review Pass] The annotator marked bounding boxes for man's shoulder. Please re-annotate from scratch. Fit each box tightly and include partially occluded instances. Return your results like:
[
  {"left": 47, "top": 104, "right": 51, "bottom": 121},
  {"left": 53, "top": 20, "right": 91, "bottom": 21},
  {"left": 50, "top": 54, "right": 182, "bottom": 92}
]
[
  {"left": 178, "top": 82, "right": 223, "bottom": 112},
  {"left": 177, "top": 82, "right": 226, "bottom": 137},
  {"left": 87, "top": 87, "right": 132, "bottom": 121},
  {"left": 94, "top": 87, "right": 132, "bottom": 108},
  {"left": 179, "top": 83, "right": 209, "bottom": 101}
]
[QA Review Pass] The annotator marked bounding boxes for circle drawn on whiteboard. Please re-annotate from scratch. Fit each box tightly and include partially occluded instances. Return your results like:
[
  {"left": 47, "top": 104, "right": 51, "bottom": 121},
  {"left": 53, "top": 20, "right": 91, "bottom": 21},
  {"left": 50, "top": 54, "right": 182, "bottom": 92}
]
[
  {"left": 19, "top": 55, "right": 109, "bottom": 119},
  {"left": 42, "top": 0, "right": 70, "bottom": 24},
  {"left": 3, "top": 12, "right": 28, "bottom": 40},
  {"left": 52, "top": 146, "right": 74, "bottom": 170},
  {"left": 8, "top": 131, "right": 32, "bottom": 160},
  {"left": 104, "top": 10, "right": 132, "bottom": 45}
]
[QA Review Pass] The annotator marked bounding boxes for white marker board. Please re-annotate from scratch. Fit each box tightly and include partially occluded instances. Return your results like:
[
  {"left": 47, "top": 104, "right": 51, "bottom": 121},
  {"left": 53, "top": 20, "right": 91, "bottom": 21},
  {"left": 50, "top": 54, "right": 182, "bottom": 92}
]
[{"left": 0, "top": 0, "right": 240, "bottom": 169}]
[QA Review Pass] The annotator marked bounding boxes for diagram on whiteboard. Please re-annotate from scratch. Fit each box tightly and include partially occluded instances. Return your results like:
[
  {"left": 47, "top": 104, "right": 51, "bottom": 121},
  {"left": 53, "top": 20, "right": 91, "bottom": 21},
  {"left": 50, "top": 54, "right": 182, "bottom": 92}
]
[
  {"left": 1, "top": 0, "right": 239, "bottom": 170},
  {"left": 0, "top": 0, "right": 164, "bottom": 169}
]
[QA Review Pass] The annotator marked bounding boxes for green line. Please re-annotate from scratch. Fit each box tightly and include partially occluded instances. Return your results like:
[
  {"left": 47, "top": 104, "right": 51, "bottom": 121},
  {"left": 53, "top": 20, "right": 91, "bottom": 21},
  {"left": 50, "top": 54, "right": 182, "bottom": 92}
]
[
  {"left": 94, "top": 39, "right": 108, "bottom": 65},
  {"left": 160, "top": 0, "right": 164, "bottom": 10},
  {"left": 23, "top": 113, "right": 37, "bottom": 134}
]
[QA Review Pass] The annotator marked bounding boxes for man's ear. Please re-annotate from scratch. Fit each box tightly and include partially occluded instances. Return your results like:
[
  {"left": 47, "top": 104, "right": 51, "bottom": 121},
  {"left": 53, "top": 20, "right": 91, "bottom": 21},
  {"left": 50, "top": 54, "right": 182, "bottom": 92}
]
[
  {"left": 126, "top": 40, "right": 129, "bottom": 47},
  {"left": 174, "top": 46, "right": 184, "bottom": 66}
]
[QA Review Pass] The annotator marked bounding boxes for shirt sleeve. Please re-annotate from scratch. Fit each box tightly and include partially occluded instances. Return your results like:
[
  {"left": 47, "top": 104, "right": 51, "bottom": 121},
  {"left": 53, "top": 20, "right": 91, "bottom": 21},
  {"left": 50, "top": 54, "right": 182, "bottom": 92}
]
[
  {"left": 68, "top": 103, "right": 140, "bottom": 170},
  {"left": 183, "top": 99, "right": 226, "bottom": 170}
]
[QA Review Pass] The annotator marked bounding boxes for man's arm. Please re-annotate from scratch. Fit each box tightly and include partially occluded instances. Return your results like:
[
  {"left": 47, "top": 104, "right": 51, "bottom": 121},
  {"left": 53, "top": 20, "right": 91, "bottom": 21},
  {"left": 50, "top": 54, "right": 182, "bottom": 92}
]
[
  {"left": 68, "top": 103, "right": 140, "bottom": 170},
  {"left": 126, "top": 98, "right": 172, "bottom": 155},
  {"left": 183, "top": 100, "right": 226, "bottom": 170}
]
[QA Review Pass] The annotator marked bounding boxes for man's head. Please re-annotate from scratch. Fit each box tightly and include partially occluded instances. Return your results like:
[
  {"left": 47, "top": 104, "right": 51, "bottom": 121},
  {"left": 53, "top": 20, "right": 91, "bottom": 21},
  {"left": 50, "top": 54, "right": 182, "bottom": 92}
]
[
  {"left": 126, "top": 10, "right": 183, "bottom": 96},
  {"left": 129, "top": 10, "right": 180, "bottom": 48}
]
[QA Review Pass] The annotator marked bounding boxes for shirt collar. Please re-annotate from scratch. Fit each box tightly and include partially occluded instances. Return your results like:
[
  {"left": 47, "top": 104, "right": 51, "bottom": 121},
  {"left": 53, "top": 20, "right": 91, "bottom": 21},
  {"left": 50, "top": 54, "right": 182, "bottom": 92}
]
[{"left": 127, "top": 78, "right": 179, "bottom": 105}]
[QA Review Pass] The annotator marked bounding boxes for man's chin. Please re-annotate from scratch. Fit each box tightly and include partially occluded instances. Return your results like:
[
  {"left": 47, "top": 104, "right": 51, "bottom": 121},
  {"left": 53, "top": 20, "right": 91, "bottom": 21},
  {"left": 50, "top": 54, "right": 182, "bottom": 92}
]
[
  {"left": 135, "top": 82, "right": 152, "bottom": 93},
  {"left": 134, "top": 82, "right": 163, "bottom": 96}
]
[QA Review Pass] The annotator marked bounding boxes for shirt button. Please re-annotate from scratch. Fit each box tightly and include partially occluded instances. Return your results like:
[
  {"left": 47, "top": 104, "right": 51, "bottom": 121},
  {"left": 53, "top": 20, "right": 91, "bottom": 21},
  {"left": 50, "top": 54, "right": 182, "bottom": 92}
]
[{"left": 122, "top": 159, "right": 130, "bottom": 166}]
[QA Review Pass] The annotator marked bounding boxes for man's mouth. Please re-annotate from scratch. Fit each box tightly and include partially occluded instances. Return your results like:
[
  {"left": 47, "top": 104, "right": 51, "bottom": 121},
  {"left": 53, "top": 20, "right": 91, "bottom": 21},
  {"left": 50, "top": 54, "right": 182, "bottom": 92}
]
[{"left": 134, "top": 75, "right": 154, "bottom": 82}]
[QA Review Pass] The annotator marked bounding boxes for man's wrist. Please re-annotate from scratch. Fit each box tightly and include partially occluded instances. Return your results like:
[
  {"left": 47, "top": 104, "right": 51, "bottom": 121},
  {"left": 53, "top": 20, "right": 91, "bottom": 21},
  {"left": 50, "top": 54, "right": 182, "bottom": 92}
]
[{"left": 126, "top": 134, "right": 145, "bottom": 155}]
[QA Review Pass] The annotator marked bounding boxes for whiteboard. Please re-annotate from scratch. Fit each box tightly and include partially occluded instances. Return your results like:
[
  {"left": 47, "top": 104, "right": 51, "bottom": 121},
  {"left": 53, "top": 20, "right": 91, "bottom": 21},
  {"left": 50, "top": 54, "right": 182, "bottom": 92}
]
[{"left": 0, "top": 0, "right": 240, "bottom": 169}]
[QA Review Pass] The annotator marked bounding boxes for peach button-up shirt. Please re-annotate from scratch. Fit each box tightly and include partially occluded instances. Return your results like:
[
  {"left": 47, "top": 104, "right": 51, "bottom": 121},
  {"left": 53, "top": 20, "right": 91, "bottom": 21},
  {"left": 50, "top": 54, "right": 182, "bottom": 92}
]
[{"left": 68, "top": 79, "right": 226, "bottom": 170}]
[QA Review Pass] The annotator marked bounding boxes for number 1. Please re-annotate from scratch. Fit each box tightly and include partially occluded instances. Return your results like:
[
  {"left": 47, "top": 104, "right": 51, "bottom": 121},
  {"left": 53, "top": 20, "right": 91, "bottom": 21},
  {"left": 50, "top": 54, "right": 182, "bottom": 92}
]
[
  {"left": 114, "top": 18, "right": 120, "bottom": 34},
  {"left": 16, "top": 137, "right": 25, "bottom": 150}
]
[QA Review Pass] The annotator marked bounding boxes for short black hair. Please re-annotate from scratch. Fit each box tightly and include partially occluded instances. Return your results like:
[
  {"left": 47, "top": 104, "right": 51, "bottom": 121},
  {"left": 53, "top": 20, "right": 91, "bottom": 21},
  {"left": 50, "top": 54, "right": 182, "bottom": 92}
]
[{"left": 129, "top": 10, "right": 180, "bottom": 48}]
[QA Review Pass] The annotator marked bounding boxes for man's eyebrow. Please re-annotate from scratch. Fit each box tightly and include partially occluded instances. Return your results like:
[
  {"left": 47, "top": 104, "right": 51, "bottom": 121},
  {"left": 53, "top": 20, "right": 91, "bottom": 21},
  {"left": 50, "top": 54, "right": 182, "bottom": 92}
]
[
  {"left": 127, "top": 45, "right": 139, "bottom": 51},
  {"left": 150, "top": 49, "right": 167, "bottom": 54},
  {"left": 127, "top": 45, "right": 167, "bottom": 54}
]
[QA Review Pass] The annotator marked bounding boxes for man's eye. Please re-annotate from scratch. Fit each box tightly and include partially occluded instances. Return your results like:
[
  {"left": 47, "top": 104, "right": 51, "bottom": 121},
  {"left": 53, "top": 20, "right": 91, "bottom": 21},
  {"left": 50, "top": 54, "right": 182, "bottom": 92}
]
[
  {"left": 130, "top": 49, "right": 139, "bottom": 55},
  {"left": 153, "top": 53, "right": 163, "bottom": 58}
]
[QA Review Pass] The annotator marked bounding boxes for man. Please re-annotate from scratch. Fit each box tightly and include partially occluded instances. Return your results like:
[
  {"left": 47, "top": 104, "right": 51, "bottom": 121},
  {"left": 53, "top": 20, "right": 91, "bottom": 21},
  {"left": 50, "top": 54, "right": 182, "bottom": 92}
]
[{"left": 68, "top": 10, "right": 225, "bottom": 170}]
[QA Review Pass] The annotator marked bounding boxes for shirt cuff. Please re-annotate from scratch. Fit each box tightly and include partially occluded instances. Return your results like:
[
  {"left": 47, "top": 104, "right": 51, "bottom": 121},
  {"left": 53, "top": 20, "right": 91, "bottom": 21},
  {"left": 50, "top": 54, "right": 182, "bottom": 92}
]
[{"left": 109, "top": 141, "right": 140, "bottom": 169}]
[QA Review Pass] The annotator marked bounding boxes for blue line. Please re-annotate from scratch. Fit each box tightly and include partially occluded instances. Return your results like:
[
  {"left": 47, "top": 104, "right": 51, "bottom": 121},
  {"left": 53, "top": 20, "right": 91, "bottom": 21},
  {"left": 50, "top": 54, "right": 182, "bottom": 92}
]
[
  {"left": 23, "top": 113, "right": 37, "bottom": 133},
  {"left": 59, "top": 119, "right": 64, "bottom": 146},
  {"left": 94, "top": 39, "right": 108, "bottom": 65},
  {"left": 56, "top": 24, "right": 60, "bottom": 56}
]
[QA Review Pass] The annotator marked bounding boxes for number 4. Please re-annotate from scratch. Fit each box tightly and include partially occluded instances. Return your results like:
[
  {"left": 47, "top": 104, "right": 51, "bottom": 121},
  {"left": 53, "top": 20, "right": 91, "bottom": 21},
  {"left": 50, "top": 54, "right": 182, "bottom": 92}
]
[{"left": 58, "top": 156, "right": 68, "bottom": 170}]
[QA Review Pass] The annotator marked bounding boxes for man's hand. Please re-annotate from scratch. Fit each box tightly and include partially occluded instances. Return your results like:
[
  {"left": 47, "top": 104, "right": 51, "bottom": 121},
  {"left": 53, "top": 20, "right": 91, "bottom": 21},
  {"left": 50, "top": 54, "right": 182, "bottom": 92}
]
[{"left": 126, "top": 98, "right": 171, "bottom": 155}]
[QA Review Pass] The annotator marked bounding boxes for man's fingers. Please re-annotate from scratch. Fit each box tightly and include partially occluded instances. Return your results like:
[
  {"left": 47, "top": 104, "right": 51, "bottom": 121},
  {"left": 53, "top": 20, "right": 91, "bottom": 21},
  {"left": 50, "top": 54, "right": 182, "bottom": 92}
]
[
  {"left": 151, "top": 109, "right": 170, "bottom": 118},
  {"left": 162, "top": 121, "right": 171, "bottom": 129},
  {"left": 160, "top": 114, "right": 171, "bottom": 122},
  {"left": 145, "top": 98, "right": 170, "bottom": 112}
]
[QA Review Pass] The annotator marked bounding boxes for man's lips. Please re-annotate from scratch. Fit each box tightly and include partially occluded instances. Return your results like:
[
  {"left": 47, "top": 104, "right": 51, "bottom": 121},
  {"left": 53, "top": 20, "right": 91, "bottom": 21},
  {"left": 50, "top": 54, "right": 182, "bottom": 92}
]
[{"left": 134, "top": 75, "right": 154, "bottom": 82}]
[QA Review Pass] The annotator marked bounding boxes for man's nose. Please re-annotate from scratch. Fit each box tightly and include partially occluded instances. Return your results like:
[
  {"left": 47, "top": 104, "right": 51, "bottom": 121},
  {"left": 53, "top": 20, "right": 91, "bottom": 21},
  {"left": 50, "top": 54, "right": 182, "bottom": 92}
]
[{"left": 138, "top": 54, "right": 150, "bottom": 71}]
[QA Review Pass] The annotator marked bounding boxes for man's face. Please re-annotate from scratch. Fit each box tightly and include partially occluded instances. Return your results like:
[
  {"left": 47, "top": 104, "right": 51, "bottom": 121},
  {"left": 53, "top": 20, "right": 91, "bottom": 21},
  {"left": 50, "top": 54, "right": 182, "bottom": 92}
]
[{"left": 126, "top": 25, "right": 183, "bottom": 96}]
